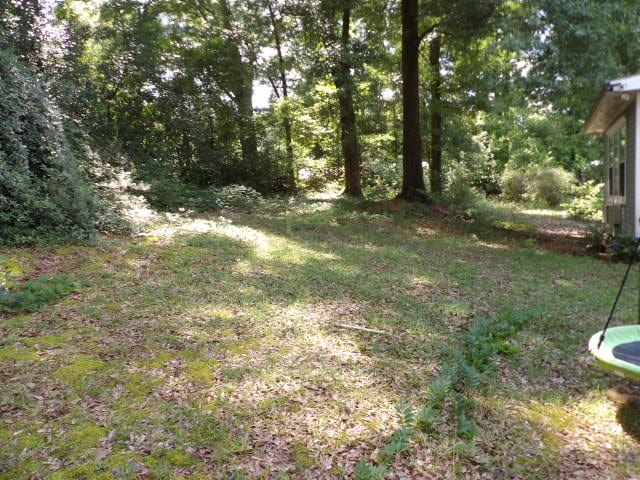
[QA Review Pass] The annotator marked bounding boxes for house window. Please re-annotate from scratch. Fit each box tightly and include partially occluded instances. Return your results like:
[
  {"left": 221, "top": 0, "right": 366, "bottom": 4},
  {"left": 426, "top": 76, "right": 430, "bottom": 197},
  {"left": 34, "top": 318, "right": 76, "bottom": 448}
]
[
  {"left": 609, "top": 166, "right": 615, "bottom": 195},
  {"left": 607, "top": 117, "right": 627, "bottom": 199}
]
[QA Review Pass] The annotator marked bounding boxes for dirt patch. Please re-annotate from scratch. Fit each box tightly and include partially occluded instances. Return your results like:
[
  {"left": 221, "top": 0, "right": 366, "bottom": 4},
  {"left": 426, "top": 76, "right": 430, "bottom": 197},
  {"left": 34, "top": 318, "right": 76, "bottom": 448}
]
[{"left": 493, "top": 216, "right": 594, "bottom": 256}]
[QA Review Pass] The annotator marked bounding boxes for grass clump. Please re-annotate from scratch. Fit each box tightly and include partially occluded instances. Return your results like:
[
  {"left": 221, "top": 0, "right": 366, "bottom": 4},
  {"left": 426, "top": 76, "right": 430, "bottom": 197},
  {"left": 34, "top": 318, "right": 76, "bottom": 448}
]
[{"left": 0, "top": 274, "right": 83, "bottom": 312}]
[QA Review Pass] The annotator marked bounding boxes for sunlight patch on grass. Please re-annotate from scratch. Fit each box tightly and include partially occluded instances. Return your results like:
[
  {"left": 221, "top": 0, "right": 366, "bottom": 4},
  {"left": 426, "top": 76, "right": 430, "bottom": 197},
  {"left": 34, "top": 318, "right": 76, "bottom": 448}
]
[
  {"left": 519, "top": 207, "right": 568, "bottom": 218},
  {"left": 2, "top": 199, "right": 640, "bottom": 478},
  {"left": 416, "top": 225, "right": 439, "bottom": 236},
  {"left": 475, "top": 239, "right": 510, "bottom": 250}
]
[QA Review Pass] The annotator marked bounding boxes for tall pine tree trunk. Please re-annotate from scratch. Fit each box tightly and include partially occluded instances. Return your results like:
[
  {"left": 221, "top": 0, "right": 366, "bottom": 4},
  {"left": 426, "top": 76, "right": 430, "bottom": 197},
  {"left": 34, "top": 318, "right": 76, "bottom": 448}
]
[
  {"left": 429, "top": 31, "right": 443, "bottom": 196},
  {"left": 333, "top": 6, "right": 362, "bottom": 197},
  {"left": 399, "top": 0, "right": 427, "bottom": 200}
]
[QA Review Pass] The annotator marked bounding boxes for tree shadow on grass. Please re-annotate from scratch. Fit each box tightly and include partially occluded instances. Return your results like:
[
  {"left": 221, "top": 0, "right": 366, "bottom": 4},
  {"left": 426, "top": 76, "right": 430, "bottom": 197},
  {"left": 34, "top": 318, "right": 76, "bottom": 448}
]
[
  {"left": 5, "top": 201, "right": 630, "bottom": 478},
  {"left": 618, "top": 399, "right": 640, "bottom": 441}
]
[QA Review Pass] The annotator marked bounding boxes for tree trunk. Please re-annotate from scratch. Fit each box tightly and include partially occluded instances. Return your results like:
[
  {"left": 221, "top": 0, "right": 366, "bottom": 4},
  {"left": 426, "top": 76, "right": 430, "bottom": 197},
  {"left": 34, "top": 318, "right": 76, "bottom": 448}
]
[
  {"left": 429, "top": 31, "right": 443, "bottom": 196},
  {"left": 235, "top": 75, "right": 258, "bottom": 180},
  {"left": 399, "top": 0, "right": 427, "bottom": 200},
  {"left": 333, "top": 6, "right": 363, "bottom": 197},
  {"left": 219, "top": 0, "right": 258, "bottom": 182},
  {"left": 267, "top": 0, "right": 296, "bottom": 191}
]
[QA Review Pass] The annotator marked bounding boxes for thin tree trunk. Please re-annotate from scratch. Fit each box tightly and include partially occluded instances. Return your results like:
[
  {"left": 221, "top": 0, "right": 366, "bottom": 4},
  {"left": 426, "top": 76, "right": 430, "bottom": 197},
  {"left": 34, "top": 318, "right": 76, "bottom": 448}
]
[
  {"left": 399, "top": 0, "right": 427, "bottom": 200},
  {"left": 333, "top": 6, "right": 363, "bottom": 197},
  {"left": 429, "top": 31, "right": 443, "bottom": 196},
  {"left": 267, "top": 0, "right": 296, "bottom": 190},
  {"left": 235, "top": 77, "right": 258, "bottom": 180}
]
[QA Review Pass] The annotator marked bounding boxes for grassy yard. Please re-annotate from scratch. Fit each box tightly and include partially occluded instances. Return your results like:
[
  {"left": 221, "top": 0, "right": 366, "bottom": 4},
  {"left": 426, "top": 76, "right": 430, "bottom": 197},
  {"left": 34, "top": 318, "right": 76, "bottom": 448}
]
[{"left": 1, "top": 198, "right": 639, "bottom": 479}]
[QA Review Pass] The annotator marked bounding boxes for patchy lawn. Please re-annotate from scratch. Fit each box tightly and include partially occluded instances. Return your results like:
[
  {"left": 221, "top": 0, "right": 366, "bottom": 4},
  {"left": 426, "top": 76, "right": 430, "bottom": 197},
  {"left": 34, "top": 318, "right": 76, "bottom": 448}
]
[{"left": 1, "top": 198, "right": 639, "bottom": 479}]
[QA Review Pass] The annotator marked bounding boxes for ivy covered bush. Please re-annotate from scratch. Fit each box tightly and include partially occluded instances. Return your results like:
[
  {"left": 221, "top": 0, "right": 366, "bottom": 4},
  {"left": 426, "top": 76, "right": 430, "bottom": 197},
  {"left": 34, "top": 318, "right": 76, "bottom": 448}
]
[{"left": 0, "top": 50, "right": 99, "bottom": 243}]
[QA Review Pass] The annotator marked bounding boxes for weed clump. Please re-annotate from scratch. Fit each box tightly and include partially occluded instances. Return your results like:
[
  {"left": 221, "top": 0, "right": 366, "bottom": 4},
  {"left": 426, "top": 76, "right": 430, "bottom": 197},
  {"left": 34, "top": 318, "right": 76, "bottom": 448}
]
[
  {"left": 0, "top": 267, "right": 83, "bottom": 313},
  {"left": 356, "top": 308, "right": 537, "bottom": 475}
]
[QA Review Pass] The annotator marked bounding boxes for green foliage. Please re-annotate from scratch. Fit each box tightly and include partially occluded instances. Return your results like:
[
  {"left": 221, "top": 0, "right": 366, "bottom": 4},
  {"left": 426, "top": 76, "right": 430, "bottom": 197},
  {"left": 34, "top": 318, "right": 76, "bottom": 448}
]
[
  {"left": 362, "top": 156, "right": 401, "bottom": 198},
  {"left": 0, "top": 49, "right": 102, "bottom": 244},
  {"left": 377, "top": 403, "right": 414, "bottom": 465},
  {"left": 500, "top": 165, "right": 575, "bottom": 207},
  {"left": 566, "top": 181, "right": 603, "bottom": 221},
  {"left": 358, "top": 308, "right": 537, "bottom": 473},
  {"left": 500, "top": 168, "right": 528, "bottom": 202},
  {"left": 145, "top": 181, "right": 264, "bottom": 213},
  {"left": 0, "top": 275, "right": 83, "bottom": 313},
  {"left": 455, "top": 411, "right": 477, "bottom": 440},
  {"left": 416, "top": 406, "right": 443, "bottom": 434},
  {"left": 353, "top": 459, "right": 387, "bottom": 480},
  {"left": 427, "top": 375, "right": 453, "bottom": 410},
  {"left": 444, "top": 163, "right": 484, "bottom": 212},
  {"left": 413, "top": 308, "right": 536, "bottom": 446},
  {"left": 529, "top": 166, "right": 575, "bottom": 207},
  {"left": 214, "top": 185, "right": 264, "bottom": 211},
  {"left": 608, "top": 234, "right": 639, "bottom": 263}
]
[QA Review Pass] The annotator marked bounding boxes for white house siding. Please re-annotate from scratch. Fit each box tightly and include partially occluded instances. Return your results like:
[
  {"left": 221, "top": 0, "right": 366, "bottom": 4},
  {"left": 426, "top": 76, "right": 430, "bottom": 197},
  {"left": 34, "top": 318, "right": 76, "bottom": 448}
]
[
  {"left": 621, "top": 103, "right": 636, "bottom": 236},
  {"left": 604, "top": 104, "right": 636, "bottom": 236},
  {"left": 636, "top": 94, "right": 640, "bottom": 238}
]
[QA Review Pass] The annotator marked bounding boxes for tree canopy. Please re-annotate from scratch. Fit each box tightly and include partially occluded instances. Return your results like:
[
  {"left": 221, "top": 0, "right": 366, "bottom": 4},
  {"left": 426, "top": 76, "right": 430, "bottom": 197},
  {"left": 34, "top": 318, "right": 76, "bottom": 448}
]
[{"left": 1, "top": 0, "right": 638, "bottom": 241}]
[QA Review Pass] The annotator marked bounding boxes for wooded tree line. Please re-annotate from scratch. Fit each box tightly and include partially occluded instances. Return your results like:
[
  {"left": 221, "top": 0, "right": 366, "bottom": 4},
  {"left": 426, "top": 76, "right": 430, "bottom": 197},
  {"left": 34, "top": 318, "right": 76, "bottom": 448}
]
[{"left": 1, "top": 0, "right": 639, "bottom": 240}]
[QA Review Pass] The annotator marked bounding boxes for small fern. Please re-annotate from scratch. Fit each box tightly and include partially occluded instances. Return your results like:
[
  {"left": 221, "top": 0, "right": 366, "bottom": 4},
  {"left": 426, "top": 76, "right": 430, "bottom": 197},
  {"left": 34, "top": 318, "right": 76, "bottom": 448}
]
[
  {"left": 427, "top": 375, "right": 453, "bottom": 409},
  {"left": 353, "top": 459, "right": 387, "bottom": 480},
  {"left": 455, "top": 412, "right": 477, "bottom": 440},
  {"left": 416, "top": 406, "right": 443, "bottom": 434}
]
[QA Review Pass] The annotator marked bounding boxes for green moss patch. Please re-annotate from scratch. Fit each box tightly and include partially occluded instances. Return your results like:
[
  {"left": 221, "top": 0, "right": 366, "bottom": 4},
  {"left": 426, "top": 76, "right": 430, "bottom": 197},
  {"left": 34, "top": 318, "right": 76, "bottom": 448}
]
[
  {"left": 124, "top": 372, "right": 162, "bottom": 400},
  {"left": 162, "top": 449, "right": 199, "bottom": 467},
  {"left": 57, "top": 422, "right": 106, "bottom": 458},
  {"left": 185, "top": 358, "right": 218, "bottom": 386},
  {"left": 53, "top": 355, "right": 108, "bottom": 392},
  {"left": 0, "top": 458, "right": 42, "bottom": 480},
  {"left": 49, "top": 463, "right": 112, "bottom": 480},
  {"left": 0, "top": 345, "right": 38, "bottom": 361},
  {"left": 24, "top": 333, "right": 70, "bottom": 348}
]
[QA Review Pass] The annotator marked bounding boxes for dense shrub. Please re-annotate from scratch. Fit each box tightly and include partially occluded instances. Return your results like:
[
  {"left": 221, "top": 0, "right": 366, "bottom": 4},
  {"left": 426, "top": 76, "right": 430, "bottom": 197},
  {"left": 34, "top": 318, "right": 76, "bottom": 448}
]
[
  {"left": 500, "top": 165, "right": 575, "bottom": 206},
  {"left": 0, "top": 50, "right": 99, "bottom": 243},
  {"left": 567, "top": 181, "right": 603, "bottom": 221},
  {"left": 529, "top": 166, "right": 574, "bottom": 206},
  {"left": 499, "top": 168, "right": 528, "bottom": 202},
  {"left": 444, "top": 163, "right": 484, "bottom": 212},
  {"left": 215, "top": 185, "right": 264, "bottom": 211},
  {"left": 145, "top": 180, "right": 264, "bottom": 213},
  {"left": 608, "top": 234, "right": 639, "bottom": 263},
  {"left": 145, "top": 178, "right": 197, "bottom": 211},
  {"left": 362, "top": 156, "right": 401, "bottom": 199}
]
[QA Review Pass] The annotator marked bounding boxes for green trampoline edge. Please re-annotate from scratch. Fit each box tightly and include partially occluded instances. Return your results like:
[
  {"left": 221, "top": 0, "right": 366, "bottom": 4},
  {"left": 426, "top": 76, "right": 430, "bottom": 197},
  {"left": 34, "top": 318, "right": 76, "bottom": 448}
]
[{"left": 589, "top": 327, "right": 640, "bottom": 382}]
